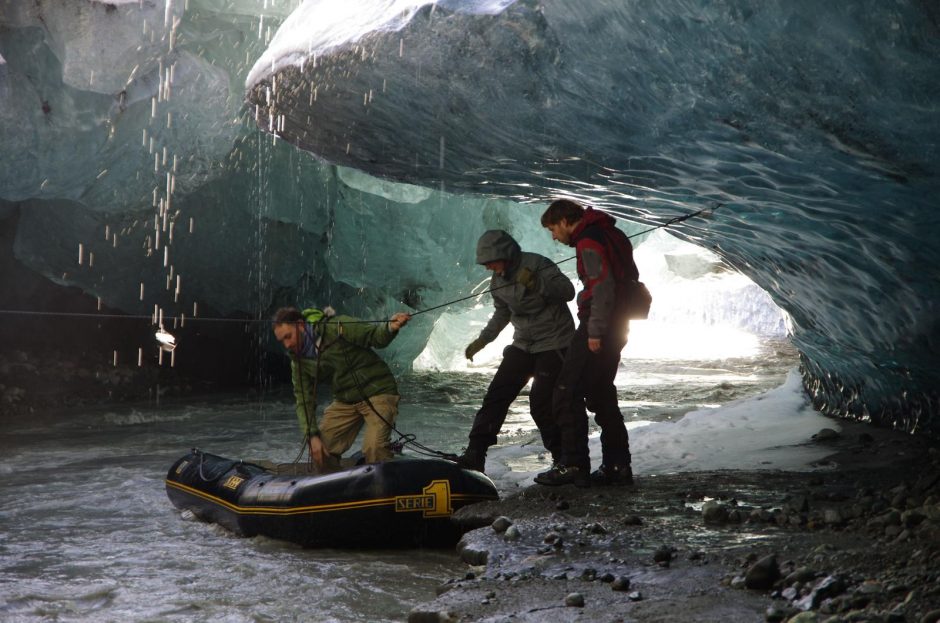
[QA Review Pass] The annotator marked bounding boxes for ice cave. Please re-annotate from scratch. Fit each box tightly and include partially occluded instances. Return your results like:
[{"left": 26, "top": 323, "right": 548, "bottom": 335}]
[{"left": 1, "top": 0, "right": 938, "bottom": 436}]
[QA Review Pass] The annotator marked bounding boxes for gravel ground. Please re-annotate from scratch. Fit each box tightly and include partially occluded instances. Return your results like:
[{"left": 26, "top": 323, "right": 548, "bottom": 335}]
[{"left": 409, "top": 421, "right": 940, "bottom": 623}]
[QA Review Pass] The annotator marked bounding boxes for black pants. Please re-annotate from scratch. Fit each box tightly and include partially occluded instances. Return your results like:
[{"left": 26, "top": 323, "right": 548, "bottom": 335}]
[
  {"left": 553, "top": 322, "right": 631, "bottom": 471},
  {"left": 467, "top": 345, "right": 567, "bottom": 459}
]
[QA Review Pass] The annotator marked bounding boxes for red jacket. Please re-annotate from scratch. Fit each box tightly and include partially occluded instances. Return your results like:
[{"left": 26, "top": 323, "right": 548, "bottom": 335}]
[{"left": 568, "top": 208, "right": 639, "bottom": 337}]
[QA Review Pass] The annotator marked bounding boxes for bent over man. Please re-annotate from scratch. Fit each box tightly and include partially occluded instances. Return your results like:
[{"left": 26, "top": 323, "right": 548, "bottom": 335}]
[
  {"left": 456, "top": 229, "right": 575, "bottom": 473},
  {"left": 535, "top": 200, "right": 640, "bottom": 487},
  {"left": 273, "top": 306, "right": 411, "bottom": 470}
]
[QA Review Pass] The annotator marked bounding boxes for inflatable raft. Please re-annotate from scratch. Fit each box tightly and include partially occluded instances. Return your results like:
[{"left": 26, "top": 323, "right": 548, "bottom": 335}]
[{"left": 165, "top": 449, "right": 499, "bottom": 548}]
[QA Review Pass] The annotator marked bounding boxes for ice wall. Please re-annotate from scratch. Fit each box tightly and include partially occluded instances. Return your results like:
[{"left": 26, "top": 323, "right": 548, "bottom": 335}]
[
  {"left": 1, "top": 1, "right": 938, "bottom": 435},
  {"left": 245, "top": 0, "right": 940, "bottom": 434}
]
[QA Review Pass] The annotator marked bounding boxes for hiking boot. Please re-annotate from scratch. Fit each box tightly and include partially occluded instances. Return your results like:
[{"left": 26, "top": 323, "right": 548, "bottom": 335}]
[
  {"left": 590, "top": 463, "right": 634, "bottom": 487},
  {"left": 534, "top": 464, "right": 590, "bottom": 488},
  {"left": 455, "top": 448, "right": 486, "bottom": 473}
]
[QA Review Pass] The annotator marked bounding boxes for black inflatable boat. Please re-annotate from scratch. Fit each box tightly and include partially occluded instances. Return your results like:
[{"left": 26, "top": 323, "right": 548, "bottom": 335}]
[{"left": 165, "top": 449, "right": 499, "bottom": 548}]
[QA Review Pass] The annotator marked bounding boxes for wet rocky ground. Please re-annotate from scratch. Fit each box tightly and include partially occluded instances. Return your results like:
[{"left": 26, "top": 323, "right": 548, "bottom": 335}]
[{"left": 410, "top": 422, "right": 940, "bottom": 623}]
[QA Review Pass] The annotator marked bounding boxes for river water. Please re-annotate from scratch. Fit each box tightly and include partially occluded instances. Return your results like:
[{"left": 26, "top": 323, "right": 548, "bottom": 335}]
[{"left": 0, "top": 332, "right": 797, "bottom": 622}]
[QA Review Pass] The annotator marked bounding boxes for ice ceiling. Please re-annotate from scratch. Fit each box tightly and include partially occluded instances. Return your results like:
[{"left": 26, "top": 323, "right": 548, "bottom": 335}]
[{"left": 1, "top": 0, "right": 938, "bottom": 435}]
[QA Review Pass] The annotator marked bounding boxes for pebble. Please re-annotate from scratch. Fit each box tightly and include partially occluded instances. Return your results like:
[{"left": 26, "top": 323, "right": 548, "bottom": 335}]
[
  {"left": 503, "top": 525, "right": 520, "bottom": 541},
  {"left": 491, "top": 516, "right": 513, "bottom": 533},
  {"left": 920, "top": 610, "right": 940, "bottom": 623},
  {"left": 611, "top": 576, "right": 631, "bottom": 592},
  {"left": 564, "top": 592, "right": 584, "bottom": 607},
  {"left": 653, "top": 545, "right": 674, "bottom": 563},
  {"left": 745, "top": 554, "right": 780, "bottom": 590},
  {"left": 812, "top": 428, "right": 840, "bottom": 442}
]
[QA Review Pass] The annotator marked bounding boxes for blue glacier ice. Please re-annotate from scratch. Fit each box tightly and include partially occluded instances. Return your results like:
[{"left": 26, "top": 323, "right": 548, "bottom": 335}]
[
  {"left": 0, "top": 0, "right": 938, "bottom": 435},
  {"left": 244, "top": 0, "right": 940, "bottom": 433}
]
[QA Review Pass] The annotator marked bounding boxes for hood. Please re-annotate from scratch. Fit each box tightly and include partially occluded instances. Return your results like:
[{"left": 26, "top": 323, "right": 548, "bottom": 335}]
[
  {"left": 571, "top": 207, "right": 617, "bottom": 241},
  {"left": 475, "top": 230, "right": 521, "bottom": 265}
]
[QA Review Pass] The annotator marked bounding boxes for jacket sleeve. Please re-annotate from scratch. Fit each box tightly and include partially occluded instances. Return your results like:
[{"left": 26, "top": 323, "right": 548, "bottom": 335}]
[
  {"left": 478, "top": 290, "right": 511, "bottom": 344},
  {"left": 326, "top": 316, "right": 398, "bottom": 349},
  {"left": 291, "top": 358, "right": 319, "bottom": 437},
  {"left": 536, "top": 256, "right": 575, "bottom": 303},
  {"left": 580, "top": 242, "right": 616, "bottom": 338}
]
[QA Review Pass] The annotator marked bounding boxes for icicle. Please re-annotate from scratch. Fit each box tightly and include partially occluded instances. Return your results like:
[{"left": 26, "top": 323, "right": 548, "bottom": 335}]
[
  {"left": 113, "top": 350, "right": 118, "bottom": 367},
  {"left": 140, "top": 282, "right": 145, "bottom": 301},
  {"left": 78, "top": 243, "right": 84, "bottom": 265},
  {"left": 138, "top": 348, "right": 143, "bottom": 367}
]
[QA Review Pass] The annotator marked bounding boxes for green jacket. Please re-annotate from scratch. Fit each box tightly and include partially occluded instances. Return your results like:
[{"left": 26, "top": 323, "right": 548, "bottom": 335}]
[{"left": 292, "top": 314, "right": 400, "bottom": 437}]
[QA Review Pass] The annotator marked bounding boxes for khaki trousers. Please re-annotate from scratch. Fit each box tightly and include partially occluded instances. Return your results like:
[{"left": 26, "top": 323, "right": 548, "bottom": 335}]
[{"left": 320, "top": 394, "right": 399, "bottom": 464}]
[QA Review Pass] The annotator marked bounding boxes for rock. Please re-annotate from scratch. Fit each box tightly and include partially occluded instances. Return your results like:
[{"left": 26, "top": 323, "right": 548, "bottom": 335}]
[
  {"left": 587, "top": 522, "right": 607, "bottom": 534},
  {"left": 457, "top": 540, "right": 489, "bottom": 566},
  {"left": 795, "top": 575, "right": 847, "bottom": 611},
  {"left": 824, "top": 509, "right": 844, "bottom": 526},
  {"left": 745, "top": 554, "right": 781, "bottom": 590},
  {"left": 784, "top": 612, "right": 818, "bottom": 622},
  {"left": 491, "top": 516, "right": 513, "bottom": 533},
  {"left": 812, "top": 428, "right": 840, "bottom": 442},
  {"left": 556, "top": 500, "right": 570, "bottom": 511},
  {"left": 920, "top": 609, "right": 940, "bottom": 623},
  {"left": 623, "top": 514, "right": 643, "bottom": 526},
  {"left": 503, "top": 525, "right": 520, "bottom": 541},
  {"left": 407, "top": 609, "right": 457, "bottom": 623},
  {"left": 611, "top": 576, "right": 631, "bottom": 591},
  {"left": 627, "top": 591, "right": 643, "bottom": 602},
  {"left": 902, "top": 509, "right": 926, "bottom": 528},
  {"left": 564, "top": 592, "right": 584, "bottom": 607},
  {"left": 785, "top": 567, "right": 818, "bottom": 585},
  {"left": 703, "top": 500, "right": 730, "bottom": 524},
  {"left": 653, "top": 545, "right": 674, "bottom": 563}
]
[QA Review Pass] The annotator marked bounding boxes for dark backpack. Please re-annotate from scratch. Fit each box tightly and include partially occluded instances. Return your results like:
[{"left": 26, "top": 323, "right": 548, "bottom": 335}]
[{"left": 595, "top": 226, "right": 652, "bottom": 320}]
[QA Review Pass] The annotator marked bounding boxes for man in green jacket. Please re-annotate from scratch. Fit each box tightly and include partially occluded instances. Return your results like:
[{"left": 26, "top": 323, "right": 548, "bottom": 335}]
[{"left": 273, "top": 306, "right": 411, "bottom": 470}]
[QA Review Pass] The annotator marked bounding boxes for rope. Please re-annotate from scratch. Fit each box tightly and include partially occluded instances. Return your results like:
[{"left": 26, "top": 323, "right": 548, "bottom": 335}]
[{"left": 0, "top": 203, "right": 721, "bottom": 327}]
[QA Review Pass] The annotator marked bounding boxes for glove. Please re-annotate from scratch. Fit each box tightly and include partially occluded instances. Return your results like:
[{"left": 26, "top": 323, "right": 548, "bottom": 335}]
[
  {"left": 515, "top": 266, "right": 537, "bottom": 291},
  {"left": 465, "top": 337, "right": 487, "bottom": 361}
]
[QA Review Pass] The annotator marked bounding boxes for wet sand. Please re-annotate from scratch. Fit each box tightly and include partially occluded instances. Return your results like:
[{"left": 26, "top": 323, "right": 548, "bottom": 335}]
[{"left": 410, "top": 421, "right": 940, "bottom": 623}]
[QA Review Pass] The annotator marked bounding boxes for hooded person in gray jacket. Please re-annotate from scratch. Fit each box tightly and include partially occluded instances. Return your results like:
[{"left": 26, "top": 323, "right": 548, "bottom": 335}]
[{"left": 456, "top": 230, "right": 576, "bottom": 473}]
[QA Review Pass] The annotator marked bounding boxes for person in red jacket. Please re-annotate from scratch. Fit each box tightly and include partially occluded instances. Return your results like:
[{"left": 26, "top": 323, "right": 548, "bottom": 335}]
[{"left": 535, "top": 199, "right": 639, "bottom": 487}]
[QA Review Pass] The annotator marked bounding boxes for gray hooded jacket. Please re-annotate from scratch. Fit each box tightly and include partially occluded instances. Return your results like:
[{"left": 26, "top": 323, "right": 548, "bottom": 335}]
[{"left": 475, "top": 230, "right": 575, "bottom": 353}]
